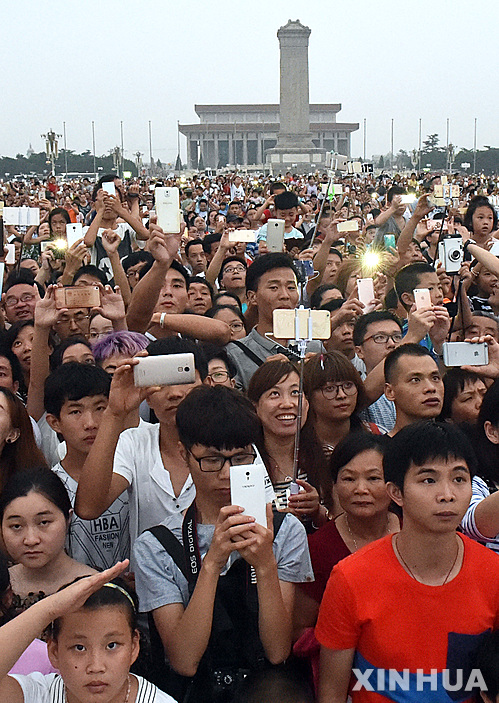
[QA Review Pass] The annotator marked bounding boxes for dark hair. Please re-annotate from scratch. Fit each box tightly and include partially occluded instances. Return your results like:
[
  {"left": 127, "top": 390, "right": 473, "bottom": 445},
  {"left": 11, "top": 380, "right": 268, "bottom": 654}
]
[
  {"left": 329, "top": 431, "right": 391, "bottom": 482},
  {"left": 274, "top": 191, "right": 298, "bottom": 211},
  {"left": 384, "top": 343, "right": 435, "bottom": 384},
  {"left": 50, "top": 577, "right": 138, "bottom": 641},
  {"left": 383, "top": 420, "right": 476, "bottom": 492},
  {"left": 73, "top": 265, "right": 108, "bottom": 287},
  {"left": 439, "top": 368, "right": 485, "bottom": 421},
  {"left": 4, "top": 269, "right": 36, "bottom": 294},
  {"left": 213, "top": 291, "right": 243, "bottom": 311},
  {"left": 146, "top": 337, "right": 208, "bottom": 380},
  {"left": 92, "top": 174, "right": 118, "bottom": 201},
  {"left": 466, "top": 379, "right": 499, "bottom": 484},
  {"left": 176, "top": 385, "right": 259, "bottom": 451},
  {"left": 219, "top": 256, "right": 248, "bottom": 283},
  {"left": 48, "top": 207, "right": 71, "bottom": 232},
  {"left": 233, "top": 668, "right": 314, "bottom": 703},
  {"left": 44, "top": 362, "right": 110, "bottom": 418},
  {"left": 353, "top": 311, "right": 402, "bottom": 346},
  {"left": 3, "top": 319, "right": 35, "bottom": 354},
  {"left": 188, "top": 276, "right": 214, "bottom": 300},
  {"left": 310, "top": 284, "right": 342, "bottom": 310},
  {"left": 0, "top": 347, "right": 23, "bottom": 388},
  {"left": 464, "top": 196, "right": 498, "bottom": 234},
  {"left": 50, "top": 336, "right": 94, "bottom": 370},
  {"left": 303, "top": 351, "right": 367, "bottom": 413},
  {"left": 387, "top": 185, "right": 405, "bottom": 203},
  {"left": 121, "top": 251, "right": 153, "bottom": 274},
  {"left": 384, "top": 287, "right": 400, "bottom": 312},
  {"left": 0, "top": 388, "right": 48, "bottom": 491},
  {"left": 246, "top": 253, "right": 297, "bottom": 292},
  {"left": 269, "top": 182, "right": 286, "bottom": 195},
  {"left": 394, "top": 262, "right": 436, "bottom": 309},
  {"left": 205, "top": 304, "right": 246, "bottom": 328},
  {"left": 200, "top": 342, "right": 237, "bottom": 378},
  {"left": 167, "top": 259, "right": 190, "bottom": 289},
  {"left": 202, "top": 233, "right": 222, "bottom": 255},
  {"left": 185, "top": 238, "right": 205, "bottom": 257},
  {"left": 0, "top": 467, "right": 72, "bottom": 522}
]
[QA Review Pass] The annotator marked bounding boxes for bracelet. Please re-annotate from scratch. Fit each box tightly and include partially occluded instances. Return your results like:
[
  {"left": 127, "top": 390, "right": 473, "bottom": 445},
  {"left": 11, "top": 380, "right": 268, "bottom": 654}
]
[{"left": 160, "top": 312, "right": 166, "bottom": 328}]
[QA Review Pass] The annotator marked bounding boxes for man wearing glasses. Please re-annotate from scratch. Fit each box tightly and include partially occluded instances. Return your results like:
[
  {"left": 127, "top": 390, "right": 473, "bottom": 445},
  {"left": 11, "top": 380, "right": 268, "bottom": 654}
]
[
  {"left": 353, "top": 311, "right": 404, "bottom": 432},
  {"left": 2, "top": 270, "right": 40, "bottom": 324},
  {"left": 218, "top": 256, "right": 248, "bottom": 311},
  {"left": 133, "top": 385, "right": 313, "bottom": 702}
]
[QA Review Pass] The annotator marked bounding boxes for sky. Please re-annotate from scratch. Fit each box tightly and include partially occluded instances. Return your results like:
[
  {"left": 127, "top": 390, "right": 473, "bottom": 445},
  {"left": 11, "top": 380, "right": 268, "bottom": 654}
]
[{"left": 2, "top": 0, "right": 498, "bottom": 166}]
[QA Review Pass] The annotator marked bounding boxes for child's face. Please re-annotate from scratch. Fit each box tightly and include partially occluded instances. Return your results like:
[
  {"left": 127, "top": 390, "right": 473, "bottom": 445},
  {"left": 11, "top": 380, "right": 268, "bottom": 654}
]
[
  {"left": 46, "top": 394, "right": 108, "bottom": 455},
  {"left": 48, "top": 606, "right": 139, "bottom": 703}
]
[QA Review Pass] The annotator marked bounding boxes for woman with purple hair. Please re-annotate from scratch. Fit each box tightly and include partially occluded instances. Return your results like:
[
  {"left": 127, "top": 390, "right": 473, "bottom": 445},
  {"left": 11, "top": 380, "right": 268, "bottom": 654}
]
[{"left": 93, "top": 331, "right": 149, "bottom": 376}]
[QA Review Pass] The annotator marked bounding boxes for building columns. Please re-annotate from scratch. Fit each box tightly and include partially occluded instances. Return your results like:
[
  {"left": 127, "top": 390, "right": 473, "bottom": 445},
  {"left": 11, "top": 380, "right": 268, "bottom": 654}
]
[{"left": 243, "top": 133, "right": 248, "bottom": 166}]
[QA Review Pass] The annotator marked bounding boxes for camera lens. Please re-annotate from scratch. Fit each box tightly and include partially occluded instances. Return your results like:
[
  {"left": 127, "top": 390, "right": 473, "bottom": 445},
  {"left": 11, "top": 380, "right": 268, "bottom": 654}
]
[
  {"left": 449, "top": 250, "right": 461, "bottom": 261},
  {"left": 184, "top": 366, "right": 190, "bottom": 372}
]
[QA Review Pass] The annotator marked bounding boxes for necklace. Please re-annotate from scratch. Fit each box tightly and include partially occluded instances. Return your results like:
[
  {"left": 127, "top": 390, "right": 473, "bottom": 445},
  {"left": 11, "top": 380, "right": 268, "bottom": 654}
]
[
  {"left": 394, "top": 534, "right": 460, "bottom": 586},
  {"left": 65, "top": 675, "right": 131, "bottom": 703},
  {"left": 344, "top": 513, "right": 390, "bottom": 552}
]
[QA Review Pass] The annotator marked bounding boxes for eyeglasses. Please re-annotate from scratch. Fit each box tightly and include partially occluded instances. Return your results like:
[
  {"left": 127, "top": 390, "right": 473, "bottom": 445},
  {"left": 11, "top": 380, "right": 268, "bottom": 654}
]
[
  {"left": 207, "top": 371, "right": 230, "bottom": 384},
  {"left": 228, "top": 321, "right": 244, "bottom": 332},
  {"left": 4, "top": 293, "right": 35, "bottom": 308},
  {"left": 188, "top": 449, "right": 257, "bottom": 472},
  {"left": 320, "top": 381, "right": 357, "bottom": 399},
  {"left": 223, "top": 266, "right": 246, "bottom": 274},
  {"left": 362, "top": 332, "right": 404, "bottom": 345},
  {"left": 56, "top": 313, "right": 91, "bottom": 325}
]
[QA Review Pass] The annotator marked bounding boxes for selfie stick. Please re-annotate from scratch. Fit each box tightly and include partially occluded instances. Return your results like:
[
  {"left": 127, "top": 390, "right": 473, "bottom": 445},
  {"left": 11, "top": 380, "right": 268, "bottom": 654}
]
[{"left": 290, "top": 307, "right": 314, "bottom": 493}]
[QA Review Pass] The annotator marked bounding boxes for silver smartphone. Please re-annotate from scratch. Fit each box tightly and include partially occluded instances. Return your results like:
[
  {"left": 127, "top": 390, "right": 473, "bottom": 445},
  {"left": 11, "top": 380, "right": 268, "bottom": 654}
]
[
  {"left": 133, "top": 353, "right": 195, "bottom": 387},
  {"left": 442, "top": 342, "right": 488, "bottom": 367},
  {"left": 266, "top": 219, "right": 285, "bottom": 252}
]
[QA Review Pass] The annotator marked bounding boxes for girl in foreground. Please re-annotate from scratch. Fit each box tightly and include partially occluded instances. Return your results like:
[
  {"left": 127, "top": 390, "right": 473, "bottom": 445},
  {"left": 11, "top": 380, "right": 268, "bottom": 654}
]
[{"left": 0, "top": 560, "right": 177, "bottom": 703}]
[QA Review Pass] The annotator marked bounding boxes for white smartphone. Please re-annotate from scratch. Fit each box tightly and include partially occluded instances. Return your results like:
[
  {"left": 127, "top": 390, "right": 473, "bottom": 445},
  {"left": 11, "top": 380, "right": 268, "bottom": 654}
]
[
  {"left": 337, "top": 220, "right": 359, "bottom": 233},
  {"left": 330, "top": 184, "right": 343, "bottom": 196},
  {"left": 401, "top": 195, "right": 415, "bottom": 205},
  {"left": 273, "top": 309, "right": 331, "bottom": 340},
  {"left": 414, "top": 288, "right": 431, "bottom": 310},
  {"left": 102, "top": 181, "right": 116, "bottom": 196},
  {"left": 228, "top": 229, "right": 257, "bottom": 243},
  {"left": 5, "top": 243, "right": 15, "bottom": 264},
  {"left": 230, "top": 463, "right": 267, "bottom": 527},
  {"left": 442, "top": 342, "right": 488, "bottom": 367},
  {"left": 66, "top": 223, "right": 83, "bottom": 247},
  {"left": 0, "top": 263, "right": 4, "bottom": 296},
  {"left": 155, "top": 187, "right": 181, "bottom": 234},
  {"left": 357, "top": 278, "right": 375, "bottom": 308},
  {"left": 133, "top": 353, "right": 195, "bottom": 387},
  {"left": 266, "top": 219, "right": 285, "bottom": 252}
]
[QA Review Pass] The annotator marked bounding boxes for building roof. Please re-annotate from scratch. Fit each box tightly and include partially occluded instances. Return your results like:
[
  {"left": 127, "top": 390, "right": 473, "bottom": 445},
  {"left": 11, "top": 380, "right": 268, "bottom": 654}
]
[
  {"left": 179, "top": 122, "right": 359, "bottom": 135},
  {"left": 194, "top": 104, "right": 342, "bottom": 115}
]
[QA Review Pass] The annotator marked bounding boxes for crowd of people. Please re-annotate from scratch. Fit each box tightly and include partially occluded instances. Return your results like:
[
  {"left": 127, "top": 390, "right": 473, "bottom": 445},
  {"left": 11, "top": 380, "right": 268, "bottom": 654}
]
[{"left": 0, "top": 167, "right": 499, "bottom": 702}]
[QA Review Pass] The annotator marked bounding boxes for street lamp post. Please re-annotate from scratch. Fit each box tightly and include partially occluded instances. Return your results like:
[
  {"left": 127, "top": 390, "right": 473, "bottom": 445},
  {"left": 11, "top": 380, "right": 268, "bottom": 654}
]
[{"left": 41, "top": 129, "right": 61, "bottom": 176}]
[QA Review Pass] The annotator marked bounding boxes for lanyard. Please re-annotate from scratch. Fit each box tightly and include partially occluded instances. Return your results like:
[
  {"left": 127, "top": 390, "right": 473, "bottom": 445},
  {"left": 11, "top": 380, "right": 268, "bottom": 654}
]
[{"left": 181, "top": 502, "right": 202, "bottom": 584}]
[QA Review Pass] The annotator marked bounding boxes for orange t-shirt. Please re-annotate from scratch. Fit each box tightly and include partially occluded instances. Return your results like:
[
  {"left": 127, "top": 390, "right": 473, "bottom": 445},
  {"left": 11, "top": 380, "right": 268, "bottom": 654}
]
[{"left": 316, "top": 534, "right": 499, "bottom": 702}]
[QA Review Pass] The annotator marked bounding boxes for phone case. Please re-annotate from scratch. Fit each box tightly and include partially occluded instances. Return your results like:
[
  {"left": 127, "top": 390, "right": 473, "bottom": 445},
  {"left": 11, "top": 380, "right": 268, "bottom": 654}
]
[
  {"left": 155, "top": 187, "right": 181, "bottom": 233},
  {"left": 133, "top": 353, "right": 196, "bottom": 387},
  {"left": 266, "top": 219, "right": 285, "bottom": 252},
  {"left": 337, "top": 220, "right": 359, "bottom": 233},
  {"left": 414, "top": 288, "right": 431, "bottom": 310},
  {"left": 5, "top": 243, "right": 15, "bottom": 264},
  {"left": 273, "top": 309, "right": 331, "bottom": 340},
  {"left": 384, "top": 234, "right": 396, "bottom": 249},
  {"left": 55, "top": 286, "right": 100, "bottom": 309},
  {"left": 228, "top": 229, "right": 257, "bottom": 243},
  {"left": 442, "top": 342, "right": 488, "bottom": 367},
  {"left": 102, "top": 182, "right": 116, "bottom": 196},
  {"left": 357, "top": 278, "right": 375, "bottom": 308},
  {"left": 230, "top": 464, "right": 267, "bottom": 527}
]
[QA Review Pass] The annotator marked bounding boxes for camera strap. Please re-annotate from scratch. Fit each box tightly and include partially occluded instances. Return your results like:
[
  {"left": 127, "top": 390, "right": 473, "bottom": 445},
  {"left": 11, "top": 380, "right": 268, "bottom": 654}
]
[{"left": 181, "top": 502, "right": 203, "bottom": 586}]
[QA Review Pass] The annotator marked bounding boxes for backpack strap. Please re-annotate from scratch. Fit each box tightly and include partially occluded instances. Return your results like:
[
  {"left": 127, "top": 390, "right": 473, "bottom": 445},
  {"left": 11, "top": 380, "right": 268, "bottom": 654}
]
[
  {"left": 231, "top": 340, "right": 265, "bottom": 368},
  {"left": 147, "top": 525, "right": 190, "bottom": 582},
  {"left": 272, "top": 510, "right": 286, "bottom": 537}
]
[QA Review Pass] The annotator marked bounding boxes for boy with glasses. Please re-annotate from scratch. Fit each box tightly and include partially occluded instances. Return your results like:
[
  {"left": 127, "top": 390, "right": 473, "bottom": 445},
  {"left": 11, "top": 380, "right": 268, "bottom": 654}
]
[
  {"left": 2, "top": 271, "right": 40, "bottom": 324},
  {"left": 133, "top": 385, "right": 313, "bottom": 703}
]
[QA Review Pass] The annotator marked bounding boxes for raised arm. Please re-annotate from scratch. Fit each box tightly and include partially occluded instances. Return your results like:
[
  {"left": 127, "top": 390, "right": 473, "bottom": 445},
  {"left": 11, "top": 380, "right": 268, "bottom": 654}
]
[
  {"left": 205, "top": 229, "right": 232, "bottom": 287},
  {"left": 126, "top": 226, "right": 181, "bottom": 333},
  {"left": 101, "top": 229, "right": 132, "bottom": 307},
  {"left": 106, "top": 193, "right": 149, "bottom": 241},
  {"left": 151, "top": 313, "right": 230, "bottom": 345},
  {"left": 396, "top": 194, "right": 434, "bottom": 258},
  {"left": 374, "top": 194, "right": 401, "bottom": 227}
]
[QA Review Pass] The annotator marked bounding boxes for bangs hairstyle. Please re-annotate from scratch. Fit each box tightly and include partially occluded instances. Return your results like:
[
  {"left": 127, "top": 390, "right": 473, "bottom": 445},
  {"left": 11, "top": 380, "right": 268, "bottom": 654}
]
[
  {"left": 176, "top": 385, "right": 260, "bottom": 451},
  {"left": 50, "top": 577, "right": 138, "bottom": 641},
  {"left": 329, "top": 431, "right": 391, "bottom": 483},
  {"left": 383, "top": 421, "right": 477, "bottom": 492},
  {"left": 44, "top": 362, "right": 111, "bottom": 418},
  {"left": 93, "top": 331, "right": 149, "bottom": 364},
  {"left": 334, "top": 260, "right": 362, "bottom": 297},
  {"left": 303, "top": 351, "right": 367, "bottom": 412},
  {"left": 439, "top": 368, "right": 485, "bottom": 421},
  {"left": 464, "top": 196, "right": 498, "bottom": 234},
  {"left": 247, "top": 359, "right": 299, "bottom": 405},
  {"left": 0, "top": 467, "right": 71, "bottom": 522}
]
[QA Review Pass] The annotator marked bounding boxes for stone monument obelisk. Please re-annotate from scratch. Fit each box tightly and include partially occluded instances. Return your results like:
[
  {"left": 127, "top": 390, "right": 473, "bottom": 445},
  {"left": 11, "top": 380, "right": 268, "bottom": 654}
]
[{"left": 266, "top": 19, "right": 325, "bottom": 171}]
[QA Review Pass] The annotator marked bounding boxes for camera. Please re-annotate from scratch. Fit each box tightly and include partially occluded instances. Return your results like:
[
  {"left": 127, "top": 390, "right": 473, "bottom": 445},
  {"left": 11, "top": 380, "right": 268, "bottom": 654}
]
[{"left": 438, "top": 235, "right": 463, "bottom": 275}]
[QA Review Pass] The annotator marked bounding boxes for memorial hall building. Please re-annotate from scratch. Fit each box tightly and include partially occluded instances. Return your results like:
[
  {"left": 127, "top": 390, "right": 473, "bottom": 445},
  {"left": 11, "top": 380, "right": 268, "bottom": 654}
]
[{"left": 178, "top": 103, "right": 358, "bottom": 170}]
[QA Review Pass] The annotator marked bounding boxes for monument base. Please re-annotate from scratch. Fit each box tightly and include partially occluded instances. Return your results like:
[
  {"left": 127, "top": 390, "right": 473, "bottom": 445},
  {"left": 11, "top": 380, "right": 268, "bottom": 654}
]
[{"left": 265, "top": 146, "right": 326, "bottom": 173}]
